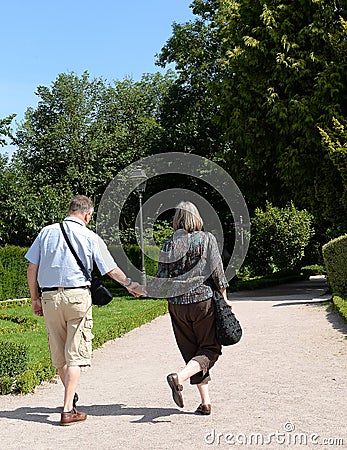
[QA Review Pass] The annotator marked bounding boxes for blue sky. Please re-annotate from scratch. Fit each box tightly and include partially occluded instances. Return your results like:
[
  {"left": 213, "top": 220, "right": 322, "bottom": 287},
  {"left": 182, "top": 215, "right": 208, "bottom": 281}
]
[{"left": 1, "top": 0, "right": 194, "bottom": 154}]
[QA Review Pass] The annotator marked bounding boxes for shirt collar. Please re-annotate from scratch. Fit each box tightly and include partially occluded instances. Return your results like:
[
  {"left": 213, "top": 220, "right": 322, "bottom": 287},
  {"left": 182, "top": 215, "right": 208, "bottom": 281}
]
[{"left": 63, "top": 216, "right": 85, "bottom": 227}]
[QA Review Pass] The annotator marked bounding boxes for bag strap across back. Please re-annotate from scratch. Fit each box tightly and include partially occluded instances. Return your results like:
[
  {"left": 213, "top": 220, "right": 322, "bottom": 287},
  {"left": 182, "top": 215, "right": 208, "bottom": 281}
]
[{"left": 59, "top": 222, "right": 91, "bottom": 282}]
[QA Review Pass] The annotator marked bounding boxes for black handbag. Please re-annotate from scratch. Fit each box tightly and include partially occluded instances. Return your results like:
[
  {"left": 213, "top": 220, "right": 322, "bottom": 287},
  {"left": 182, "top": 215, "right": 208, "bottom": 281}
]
[
  {"left": 212, "top": 289, "right": 242, "bottom": 346},
  {"left": 60, "top": 223, "right": 113, "bottom": 307}
]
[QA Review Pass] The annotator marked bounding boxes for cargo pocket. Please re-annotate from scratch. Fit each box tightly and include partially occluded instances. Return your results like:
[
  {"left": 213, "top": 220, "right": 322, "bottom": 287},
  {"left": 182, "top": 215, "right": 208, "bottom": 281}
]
[{"left": 78, "top": 318, "right": 94, "bottom": 359}]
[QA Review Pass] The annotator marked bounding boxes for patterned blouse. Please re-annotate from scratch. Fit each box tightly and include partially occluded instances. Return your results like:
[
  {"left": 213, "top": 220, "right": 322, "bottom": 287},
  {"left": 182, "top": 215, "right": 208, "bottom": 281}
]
[{"left": 149, "top": 230, "right": 228, "bottom": 304}]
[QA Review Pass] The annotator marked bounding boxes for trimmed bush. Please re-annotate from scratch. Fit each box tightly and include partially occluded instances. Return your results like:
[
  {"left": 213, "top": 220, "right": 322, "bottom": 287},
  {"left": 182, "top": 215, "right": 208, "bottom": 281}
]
[
  {"left": 322, "top": 234, "right": 347, "bottom": 294},
  {"left": 0, "top": 340, "right": 29, "bottom": 377},
  {"left": 13, "top": 360, "right": 57, "bottom": 394},
  {"left": 0, "top": 375, "right": 13, "bottom": 395},
  {"left": 300, "top": 264, "right": 326, "bottom": 277},
  {"left": 332, "top": 295, "right": 347, "bottom": 322},
  {"left": 0, "top": 246, "right": 29, "bottom": 300},
  {"left": 0, "top": 314, "right": 38, "bottom": 332},
  {"left": 16, "top": 369, "right": 39, "bottom": 394},
  {"left": 247, "top": 202, "right": 314, "bottom": 276}
]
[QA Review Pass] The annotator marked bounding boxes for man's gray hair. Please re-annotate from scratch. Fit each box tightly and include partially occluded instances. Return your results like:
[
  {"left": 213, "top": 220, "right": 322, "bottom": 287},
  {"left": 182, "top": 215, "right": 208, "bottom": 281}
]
[{"left": 68, "top": 195, "right": 94, "bottom": 215}]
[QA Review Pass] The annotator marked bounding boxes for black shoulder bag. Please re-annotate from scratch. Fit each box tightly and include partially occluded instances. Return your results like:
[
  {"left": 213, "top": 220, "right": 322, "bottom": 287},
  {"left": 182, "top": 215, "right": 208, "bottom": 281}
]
[
  {"left": 212, "top": 288, "right": 242, "bottom": 346},
  {"left": 206, "top": 274, "right": 242, "bottom": 346},
  {"left": 59, "top": 223, "right": 113, "bottom": 307},
  {"left": 205, "top": 233, "right": 242, "bottom": 345}
]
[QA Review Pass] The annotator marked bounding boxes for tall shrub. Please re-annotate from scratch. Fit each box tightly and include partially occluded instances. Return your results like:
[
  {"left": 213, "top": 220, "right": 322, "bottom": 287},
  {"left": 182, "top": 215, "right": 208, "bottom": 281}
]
[
  {"left": 0, "top": 246, "right": 29, "bottom": 300},
  {"left": 322, "top": 234, "right": 347, "bottom": 294},
  {"left": 247, "top": 202, "right": 314, "bottom": 275}
]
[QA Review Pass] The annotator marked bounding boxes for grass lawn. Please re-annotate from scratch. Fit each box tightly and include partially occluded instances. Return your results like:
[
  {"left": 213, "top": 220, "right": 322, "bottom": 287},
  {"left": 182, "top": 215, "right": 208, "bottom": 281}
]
[{"left": 0, "top": 294, "right": 167, "bottom": 394}]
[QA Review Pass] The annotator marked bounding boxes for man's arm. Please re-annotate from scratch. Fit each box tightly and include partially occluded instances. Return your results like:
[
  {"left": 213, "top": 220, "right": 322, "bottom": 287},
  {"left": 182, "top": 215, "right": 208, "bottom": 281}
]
[
  {"left": 27, "top": 262, "right": 43, "bottom": 316},
  {"left": 107, "top": 267, "right": 146, "bottom": 297}
]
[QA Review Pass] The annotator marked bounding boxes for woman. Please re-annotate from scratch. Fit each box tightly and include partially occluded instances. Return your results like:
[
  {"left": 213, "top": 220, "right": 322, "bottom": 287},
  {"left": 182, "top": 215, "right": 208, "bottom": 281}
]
[{"left": 150, "top": 201, "right": 232, "bottom": 415}]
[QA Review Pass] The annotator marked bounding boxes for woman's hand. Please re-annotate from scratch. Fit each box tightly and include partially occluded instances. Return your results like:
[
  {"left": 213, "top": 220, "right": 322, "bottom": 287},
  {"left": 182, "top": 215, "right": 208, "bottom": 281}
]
[
  {"left": 224, "top": 298, "right": 233, "bottom": 309},
  {"left": 219, "top": 287, "right": 232, "bottom": 308}
]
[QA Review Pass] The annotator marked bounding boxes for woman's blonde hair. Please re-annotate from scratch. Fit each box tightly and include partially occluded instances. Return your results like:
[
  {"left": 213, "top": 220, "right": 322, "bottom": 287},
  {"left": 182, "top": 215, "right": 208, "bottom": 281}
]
[{"left": 173, "top": 201, "right": 203, "bottom": 232}]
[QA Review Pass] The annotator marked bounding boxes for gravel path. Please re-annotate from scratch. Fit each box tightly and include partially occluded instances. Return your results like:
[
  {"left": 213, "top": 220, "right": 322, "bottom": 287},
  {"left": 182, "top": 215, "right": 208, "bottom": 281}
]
[{"left": 0, "top": 277, "right": 346, "bottom": 450}]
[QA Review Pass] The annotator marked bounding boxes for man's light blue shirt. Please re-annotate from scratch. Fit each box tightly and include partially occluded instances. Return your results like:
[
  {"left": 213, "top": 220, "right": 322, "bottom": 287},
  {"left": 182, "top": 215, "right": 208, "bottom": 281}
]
[{"left": 25, "top": 217, "right": 117, "bottom": 288}]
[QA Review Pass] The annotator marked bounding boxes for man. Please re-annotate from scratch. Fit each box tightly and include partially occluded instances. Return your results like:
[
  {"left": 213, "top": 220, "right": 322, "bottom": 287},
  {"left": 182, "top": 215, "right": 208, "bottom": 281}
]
[{"left": 26, "top": 195, "right": 145, "bottom": 426}]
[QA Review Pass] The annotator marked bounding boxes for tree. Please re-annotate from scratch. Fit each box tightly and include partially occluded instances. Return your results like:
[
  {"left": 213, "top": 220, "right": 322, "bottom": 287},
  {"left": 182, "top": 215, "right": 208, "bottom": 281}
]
[
  {"left": 320, "top": 118, "right": 347, "bottom": 219},
  {"left": 13, "top": 71, "right": 174, "bottom": 202},
  {"left": 318, "top": 17, "right": 347, "bottom": 228},
  {"left": 0, "top": 158, "right": 72, "bottom": 246},
  {"left": 158, "top": 0, "right": 347, "bottom": 225},
  {"left": 0, "top": 115, "right": 15, "bottom": 147}
]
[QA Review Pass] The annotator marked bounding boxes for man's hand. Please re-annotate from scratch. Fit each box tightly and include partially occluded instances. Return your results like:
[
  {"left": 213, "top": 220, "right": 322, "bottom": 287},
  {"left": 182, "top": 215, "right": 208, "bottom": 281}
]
[
  {"left": 107, "top": 268, "right": 147, "bottom": 297},
  {"left": 126, "top": 282, "right": 147, "bottom": 297},
  {"left": 32, "top": 298, "right": 43, "bottom": 316}
]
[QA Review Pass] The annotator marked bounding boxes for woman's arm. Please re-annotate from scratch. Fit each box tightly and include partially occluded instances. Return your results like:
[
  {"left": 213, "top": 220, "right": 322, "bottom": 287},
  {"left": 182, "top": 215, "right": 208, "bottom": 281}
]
[
  {"left": 219, "top": 287, "right": 232, "bottom": 308},
  {"left": 207, "top": 233, "right": 232, "bottom": 308}
]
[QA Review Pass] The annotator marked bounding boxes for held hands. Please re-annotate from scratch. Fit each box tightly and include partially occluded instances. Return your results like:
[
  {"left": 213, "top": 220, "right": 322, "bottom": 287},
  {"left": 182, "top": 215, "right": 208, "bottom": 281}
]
[
  {"left": 32, "top": 298, "right": 43, "bottom": 316},
  {"left": 126, "top": 282, "right": 147, "bottom": 297}
]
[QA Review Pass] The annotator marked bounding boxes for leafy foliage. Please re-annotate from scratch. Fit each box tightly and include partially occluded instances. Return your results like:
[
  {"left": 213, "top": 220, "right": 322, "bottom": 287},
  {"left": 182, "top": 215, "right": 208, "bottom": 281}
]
[
  {"left": 0, "top": 246, "right": 30, "bottom": 299},
  {"left": 320, "top": 117, "right": 347, "bottom": 217},
  {"left": 0, "top": 114, "right": 15, "bottom": 147},
  {"left": 0, "top": 341, "right": 28, "bottom": 377},
  {"left": 13, "top": 71, "right": 174, "bottom": 202},
  {"left": 0, "top": 163, "right": 72, "bottom": 246},
  {"left": 119, "top": 220, "right": 173, "bottom": 246},
  {"left": 246, "top": 202, "right": 314, "bottom": 275},
  {"left": 332, "top": 295, "right": 347, "bottom": 323},
  {"left": 322, "top": 233, "right": 347, "bottom": 294},
  {"left": 159, "top": 0, "right": 347, "bottom": 225}
]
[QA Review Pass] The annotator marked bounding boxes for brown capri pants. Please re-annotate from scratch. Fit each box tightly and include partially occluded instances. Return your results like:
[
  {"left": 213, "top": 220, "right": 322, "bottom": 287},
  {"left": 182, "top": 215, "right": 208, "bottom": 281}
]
[{"left": 168, "top": 297, "right": 222, "bottom": 385}]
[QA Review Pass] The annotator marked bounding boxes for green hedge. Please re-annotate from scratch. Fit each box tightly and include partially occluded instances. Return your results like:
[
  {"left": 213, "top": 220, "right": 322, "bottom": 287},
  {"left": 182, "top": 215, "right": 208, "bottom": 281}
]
[
  {"left": 322, "top": 234, "right": 347, "bottom": 294},
  {"left": 0, "top": 246, "right": 29, "bottom": 300},
  {"left": 0, "top": 341, "right": 29, "bottom": 378},
  {"left": 332, "top": 295, "right": 347, "bottom": 322}
]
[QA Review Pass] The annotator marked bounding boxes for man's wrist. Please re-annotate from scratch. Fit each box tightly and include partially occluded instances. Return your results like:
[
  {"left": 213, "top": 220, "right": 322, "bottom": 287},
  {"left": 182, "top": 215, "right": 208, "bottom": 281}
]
[{"left": 122, "top": 277, "right": 132, "bottom": 287}]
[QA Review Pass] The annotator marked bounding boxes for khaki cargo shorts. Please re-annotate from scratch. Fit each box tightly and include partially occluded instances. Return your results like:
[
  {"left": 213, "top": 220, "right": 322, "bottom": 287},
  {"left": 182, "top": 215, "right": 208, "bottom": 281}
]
[{"left": 41, "top": 287, "right": 93, "bottom": 368}]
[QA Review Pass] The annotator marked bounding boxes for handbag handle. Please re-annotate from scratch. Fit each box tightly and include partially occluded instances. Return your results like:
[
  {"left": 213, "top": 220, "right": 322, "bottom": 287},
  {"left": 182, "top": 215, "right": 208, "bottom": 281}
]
[{"left": 59, "top": 222, "right": 91, "bottom": 282}]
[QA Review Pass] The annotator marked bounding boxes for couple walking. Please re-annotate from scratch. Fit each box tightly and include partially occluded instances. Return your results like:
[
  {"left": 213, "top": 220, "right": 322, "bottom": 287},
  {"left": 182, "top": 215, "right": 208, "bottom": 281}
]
[{"left": 26, "top": 195, "right": 231, "bottom": 425}]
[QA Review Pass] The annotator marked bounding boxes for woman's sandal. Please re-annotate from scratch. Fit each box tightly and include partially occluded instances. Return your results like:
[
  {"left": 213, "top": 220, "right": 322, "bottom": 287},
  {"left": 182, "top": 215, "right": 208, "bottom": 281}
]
[{"left": 166, "top": 373, "right": 184, "bottom": 408}]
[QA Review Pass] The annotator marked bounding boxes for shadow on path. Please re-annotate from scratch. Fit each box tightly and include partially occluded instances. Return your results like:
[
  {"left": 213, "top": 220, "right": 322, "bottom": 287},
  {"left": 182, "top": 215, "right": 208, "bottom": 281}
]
[
  {"left": 0, "top": 404, "right": 191, "bottom": 426},
  {"left": 273, "top": 299, "right": 347, "bottom": 338},
  {"left": 325, "top": 304, "right": 347, "bottom": 337},
  {"left": 272, "top": 300, "right": 331, "bottom": 308},
  {"left": 230, "top": 277, "right": 329, "bottom": 302}
]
